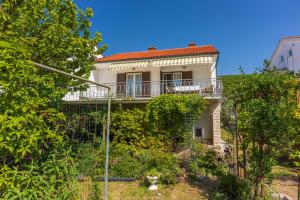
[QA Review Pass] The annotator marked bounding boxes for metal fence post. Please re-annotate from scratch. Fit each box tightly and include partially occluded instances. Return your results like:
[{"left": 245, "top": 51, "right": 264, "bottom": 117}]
[
  {"left": 104, "top": 91, "right": 112, "bottom": 200},
  {"left": 30, "top": 61, "right": 112, "bottom": 200}
]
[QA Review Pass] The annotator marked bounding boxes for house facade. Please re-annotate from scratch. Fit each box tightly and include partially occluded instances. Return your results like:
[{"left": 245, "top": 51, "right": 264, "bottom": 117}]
[
  {"left": 65, "top": 43, "right": 223, "bottom": 146},
  {"left": 270, "top": 36, "right": 300, "bottom": 74}
]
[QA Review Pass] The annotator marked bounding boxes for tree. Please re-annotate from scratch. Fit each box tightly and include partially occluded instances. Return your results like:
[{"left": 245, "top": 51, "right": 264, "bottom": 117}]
[
  {"left": 233, "top": 71, "right": 300, "bottom": 198},
  {"left": 0, "top": 0, "right": 106, "bottom": 83},
  {"left": 0, "top": 0, "right": 105, "bottom": 198}
]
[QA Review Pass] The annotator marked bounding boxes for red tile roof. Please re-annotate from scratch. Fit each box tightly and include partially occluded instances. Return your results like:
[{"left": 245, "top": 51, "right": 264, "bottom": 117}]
[{"left": 96, "top": 45, "right": 219, "bottom": 63}]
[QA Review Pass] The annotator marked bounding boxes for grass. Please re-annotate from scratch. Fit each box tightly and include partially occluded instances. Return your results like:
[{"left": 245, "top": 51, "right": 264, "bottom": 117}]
[
  {"left": 271, "top": 165, "right": 298, "bottom": 179},
  {"left": 221, "top": 129, "right": 233, "bottom": 143},
  {"left": 78, "top": 181, "right": 209, "bottom": 200}
]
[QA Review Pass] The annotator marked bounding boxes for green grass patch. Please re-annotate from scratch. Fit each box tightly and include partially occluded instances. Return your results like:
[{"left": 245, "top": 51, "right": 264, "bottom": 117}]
[
  {"left": 271, "top": 165, "right": 298, "bottom": 178},
  {"left": 79, "top": 181, "right": 208, "bottom": 200},
  {"left": 221, "top": 129, "right": 233, "bottom": 143}
]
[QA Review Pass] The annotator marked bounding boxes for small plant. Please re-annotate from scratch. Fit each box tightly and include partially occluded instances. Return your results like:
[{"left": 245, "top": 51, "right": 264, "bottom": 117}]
[
  {"left": 211, "top": 174, "right": 253, "bottom": 200},
  {"left": 188, "top": 142, "right": 224, "bottom": 178},
  {"left": 146, "top": 168, "right": 160, "bottom": 177},
  {"left": 139, "top": 149, "right": 181, "bottom": 185}
]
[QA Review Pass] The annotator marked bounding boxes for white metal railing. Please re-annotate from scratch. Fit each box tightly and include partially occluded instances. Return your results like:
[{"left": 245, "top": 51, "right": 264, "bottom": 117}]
[{"left": 63, "top": 79, "right": 222, "bottom": 101}]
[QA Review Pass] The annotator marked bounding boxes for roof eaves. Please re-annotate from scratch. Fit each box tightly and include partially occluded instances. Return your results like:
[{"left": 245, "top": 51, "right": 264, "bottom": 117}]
[
  {"left": 270, "top": 39, "right": 283, "bottom": 62},
  {"left": 96, "top": 51, "right": 219, "bottom": 63}
]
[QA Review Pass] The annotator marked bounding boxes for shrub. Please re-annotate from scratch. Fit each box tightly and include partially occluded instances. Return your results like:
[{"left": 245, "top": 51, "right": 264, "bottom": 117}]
[
  {"left": 0, "top": 147, "right": 78, "bottom": 199},
  {"left": 111, "top": 109, "right": 165, "bottom": 151},
  {"left": 211, "top": 174, "right": 253, "bottom": 200},
  {"left": 188, "top": 142, "right": 224, "bottom": 178},
  {"left": 108, "top": 147, "right": 144, "bottom": 178},
  {"left": 96, "top": 145, "right": 181, "bottom": 185},
  {"left": 139, "top": 149, "right": 181, "bottom": 184},
  {"left": 76, "top": 142, "right": 100, "bottom": 177},
  {"left": 96, "top": 144, "right": 144, "bottom": 179},
  {"left": 110, "top": 95, "right": 207, "bottom": 152},
  {"left": 146, "top": 94, "right": 207, "bottom": 142}
]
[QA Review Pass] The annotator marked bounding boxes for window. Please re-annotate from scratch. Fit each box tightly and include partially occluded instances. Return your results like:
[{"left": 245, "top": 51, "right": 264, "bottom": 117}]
[
  {"left": 126, "top": 73, "right": 142, "bottom": 97},
  {"left": 289, "top": 49, "right": 293, "bottom": 57},
  {"left": 280, "top": 55, "right": 284, "bottom": 63},
  {"left": 173, "top": 72, "right": 182, "bottom": 86},
  {"left": 195, "top": 128, "right": 203, "bottom": 138}
]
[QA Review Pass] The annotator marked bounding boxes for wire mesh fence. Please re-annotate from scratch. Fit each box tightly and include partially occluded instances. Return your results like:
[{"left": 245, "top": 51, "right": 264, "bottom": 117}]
[
  {"left": 63, "top": 101, "right": 108, "bottom": 199},
  {"left": 31, "top": 62, "right": 112, "bottom": 200}
]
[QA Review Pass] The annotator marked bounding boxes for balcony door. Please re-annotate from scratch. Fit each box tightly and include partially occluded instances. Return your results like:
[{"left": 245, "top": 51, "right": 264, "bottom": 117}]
[
  {"left": 173, "top": 72, "right": 182, "bottom": 86},
  {"left": 126, "top": 73, "right": 142, "bottom": 98},
  {"left": 162, "top": 73, "right": 172, "bottom": 94}
]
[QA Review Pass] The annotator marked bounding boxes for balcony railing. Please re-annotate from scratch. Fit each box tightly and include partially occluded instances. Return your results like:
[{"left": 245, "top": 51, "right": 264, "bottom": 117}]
[{"left": 63, "top": 79, "right": 222, "bottom": 102}]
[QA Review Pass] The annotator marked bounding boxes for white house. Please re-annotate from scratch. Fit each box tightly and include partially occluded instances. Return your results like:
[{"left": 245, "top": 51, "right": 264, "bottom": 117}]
[
  {"left": 270, "top": 36, "right": 300, "bottom": 74},
  {"left": 65, "top": 43, "right": 223, "bottom": 146}
]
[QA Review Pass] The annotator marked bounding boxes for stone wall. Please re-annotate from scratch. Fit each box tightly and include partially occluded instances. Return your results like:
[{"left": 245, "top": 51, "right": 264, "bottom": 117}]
[{"left": 211, "top": 101, "right": 222, "bottom": 146}]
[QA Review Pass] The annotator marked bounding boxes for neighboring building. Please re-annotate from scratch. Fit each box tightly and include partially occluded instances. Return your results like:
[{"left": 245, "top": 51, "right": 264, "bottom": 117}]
[
  {"left": 65, "top": 43, "right": 223, "bottom": 146},
  {"left": 270, "top": 36, "right": 300, "bottom": 74}
]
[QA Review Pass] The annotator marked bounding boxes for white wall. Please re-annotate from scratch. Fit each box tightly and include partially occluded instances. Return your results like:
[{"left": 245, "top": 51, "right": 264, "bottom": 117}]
[
  {"left": 194, "top": 106, "right": 212, "bottom": 140},
  {"left": 271, "top": 38, "right": 300, "bottom": 73},
  {"left": 94, "top": 56, "right": 218, "bottom": 97},
  {"left": 160, "top": 64, "right": 212, "bottom": 80},
  {"left": 95, "top": 63, "right": 214, "bottom": 84}
]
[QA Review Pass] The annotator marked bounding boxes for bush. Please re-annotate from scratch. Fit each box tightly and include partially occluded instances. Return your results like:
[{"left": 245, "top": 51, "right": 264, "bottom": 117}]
[
  {"left": 0, "top": 147, "right": 78, "bottom": 199},
  {"left": 76, "top": 142, "right": 100, "bottom": 177},
  {"left": 139, "top": 149, "right": 181, "bottom": 184},
  {"left": 188, "top": 142, "right": 224, "bottom": 178},
  {"left": 109, "top": 147, "right": 144, "bottom": 178},
  {"left": 210, "top": 174, "right": 253, "bottom": 200},
  {"left": 96, "top": 145, "right": 181, "bottom": 185},
  {"left": 110, "top": 95, "right": 207, "bottom": 151},
  {"left": 146, "top": 94, "right": 207, "bottom": 142},
  {"left": 111, "top": 108, "right": 166, "bottom": 151}
]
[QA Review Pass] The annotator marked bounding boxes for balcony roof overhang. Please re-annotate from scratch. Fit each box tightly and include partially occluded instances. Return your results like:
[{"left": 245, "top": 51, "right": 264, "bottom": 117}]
[{"left": 108, "top": 56, "right": 214, "bottom": 71}]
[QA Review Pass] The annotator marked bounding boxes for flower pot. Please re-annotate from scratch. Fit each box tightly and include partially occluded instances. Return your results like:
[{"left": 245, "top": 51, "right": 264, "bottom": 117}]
[{"left": 146, "top": 176, "right": 158, "bottom": 191}]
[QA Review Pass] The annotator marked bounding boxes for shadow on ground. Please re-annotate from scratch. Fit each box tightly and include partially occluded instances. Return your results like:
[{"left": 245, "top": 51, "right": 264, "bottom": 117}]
[{"left": 187, "top": 175, "right": 218, "bottom": 198}]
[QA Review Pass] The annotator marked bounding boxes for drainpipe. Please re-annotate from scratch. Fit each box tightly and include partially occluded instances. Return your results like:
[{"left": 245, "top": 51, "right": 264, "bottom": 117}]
[{"left": 31, "top": 61, "right": 112, "bottom": 200}]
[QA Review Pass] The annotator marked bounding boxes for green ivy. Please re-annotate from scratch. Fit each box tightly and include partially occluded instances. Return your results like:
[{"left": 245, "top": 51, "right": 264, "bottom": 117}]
[{"left": 111, "top": 94, "right": 207, "bottom": 151}]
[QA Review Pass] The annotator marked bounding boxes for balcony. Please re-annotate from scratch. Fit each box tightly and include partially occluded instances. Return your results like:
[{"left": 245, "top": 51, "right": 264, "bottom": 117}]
[{"left": 63, "top": 79, "right": 222, "bottom": 102}]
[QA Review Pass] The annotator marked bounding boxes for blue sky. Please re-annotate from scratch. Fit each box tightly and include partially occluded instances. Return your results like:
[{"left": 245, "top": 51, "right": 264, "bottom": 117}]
[{"left": 76, "top": 0, "right": 300, "bottom": 75}]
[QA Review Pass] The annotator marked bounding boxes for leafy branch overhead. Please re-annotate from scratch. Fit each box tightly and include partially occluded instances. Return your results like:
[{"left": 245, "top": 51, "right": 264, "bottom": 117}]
[{"left": 0, "top": 0, "right": 105, "bottom": 198}]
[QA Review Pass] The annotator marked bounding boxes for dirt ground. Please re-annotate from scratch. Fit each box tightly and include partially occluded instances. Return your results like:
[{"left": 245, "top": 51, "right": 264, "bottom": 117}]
[
  {"left": 273, "top": 176, "right": 299, "bottom": 200},
  {"left": 271, "top": 166, "right": 299, "bottom": 200}
]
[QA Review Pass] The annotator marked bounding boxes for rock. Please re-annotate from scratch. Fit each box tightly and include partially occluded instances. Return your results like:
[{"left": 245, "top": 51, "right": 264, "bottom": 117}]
[{"left": 156, "top": 192, "right": 162, "bottom": 197}]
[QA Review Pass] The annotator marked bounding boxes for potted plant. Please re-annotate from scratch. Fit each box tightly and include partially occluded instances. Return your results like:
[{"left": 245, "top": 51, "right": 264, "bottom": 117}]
[{"left": 146, "top": 169, "right": 160, "bottom": 191}]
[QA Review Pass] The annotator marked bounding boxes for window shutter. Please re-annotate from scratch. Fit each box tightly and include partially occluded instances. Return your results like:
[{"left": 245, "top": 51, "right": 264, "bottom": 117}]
[
  {"left": 142, "top": 72, "right": 151, "bottom": 96},
  {"left": 117, "top": 73, "right": 126, "bottom": 97},
  {"left": 182, "top": 71, "right": 193, "bottom": 86}
]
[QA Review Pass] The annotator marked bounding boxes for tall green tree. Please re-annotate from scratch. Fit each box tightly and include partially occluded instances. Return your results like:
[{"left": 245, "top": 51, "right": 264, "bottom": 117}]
[
  {"left": 0, "top": 0, "right": 105, "bottom": 198},
  {"left": 0, "top": 0, "right": 106, "bottom": 83},
  {"left": 233, "top": 71, "right": 300, "bottom": 198}
]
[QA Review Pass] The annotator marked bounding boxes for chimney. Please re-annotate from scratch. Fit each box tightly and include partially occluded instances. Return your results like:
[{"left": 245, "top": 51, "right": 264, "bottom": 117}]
[
  {"left": 188, "top": 42, "right": 196, "bottom": 47},
  {"left": 148, "top": 46, "right": 157, "bottom": 51}
]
